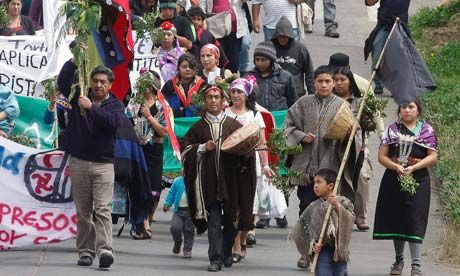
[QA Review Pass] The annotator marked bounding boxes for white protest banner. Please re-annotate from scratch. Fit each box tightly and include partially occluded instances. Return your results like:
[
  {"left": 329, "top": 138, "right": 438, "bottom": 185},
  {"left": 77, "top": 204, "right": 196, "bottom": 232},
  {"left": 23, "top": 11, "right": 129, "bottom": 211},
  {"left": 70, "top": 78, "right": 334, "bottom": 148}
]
[
  {"left": 0, "top": 137, "right": 76, "bottom": 251},
  {"left": 0, "top": 33, "right": 159, "bottom": 98}
]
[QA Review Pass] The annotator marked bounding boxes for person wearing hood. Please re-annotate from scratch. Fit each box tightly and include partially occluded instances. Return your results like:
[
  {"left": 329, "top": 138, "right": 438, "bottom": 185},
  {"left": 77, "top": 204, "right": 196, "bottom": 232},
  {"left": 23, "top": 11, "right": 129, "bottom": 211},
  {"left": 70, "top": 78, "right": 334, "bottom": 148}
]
[
  {"left": 272, "top": 16, "right": 315, "bottom": 98},
  {"left": 247, "top": 41, "right": 298, "bottom": 111}
]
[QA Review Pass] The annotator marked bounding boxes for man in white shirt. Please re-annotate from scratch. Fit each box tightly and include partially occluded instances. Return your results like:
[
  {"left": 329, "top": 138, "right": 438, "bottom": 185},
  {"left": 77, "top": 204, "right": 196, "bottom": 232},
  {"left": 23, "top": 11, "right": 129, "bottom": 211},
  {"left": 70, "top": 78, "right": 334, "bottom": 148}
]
[{"left": 252, "top": 0, "right": 300, "bottom": 42}]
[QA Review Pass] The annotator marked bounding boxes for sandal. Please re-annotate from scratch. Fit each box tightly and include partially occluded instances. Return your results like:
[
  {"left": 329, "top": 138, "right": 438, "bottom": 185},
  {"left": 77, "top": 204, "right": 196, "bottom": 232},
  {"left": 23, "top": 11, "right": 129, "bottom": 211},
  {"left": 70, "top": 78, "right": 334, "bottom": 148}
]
[
  {"left": 130, "top": 228, "right": 151, "bottom": 240},
  {"left": 240, "top": 244, "right": 247, "bottom": 259},
  {"left": 232, "top": 253, "right": 243, "bottom": 263}
]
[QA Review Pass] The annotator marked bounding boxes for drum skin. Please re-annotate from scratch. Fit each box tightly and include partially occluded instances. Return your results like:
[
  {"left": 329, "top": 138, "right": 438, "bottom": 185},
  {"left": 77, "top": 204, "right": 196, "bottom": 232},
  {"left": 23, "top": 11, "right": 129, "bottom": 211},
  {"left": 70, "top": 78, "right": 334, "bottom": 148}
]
[{"left": 221, "top": 122, "right": 260, "bottom": 156}]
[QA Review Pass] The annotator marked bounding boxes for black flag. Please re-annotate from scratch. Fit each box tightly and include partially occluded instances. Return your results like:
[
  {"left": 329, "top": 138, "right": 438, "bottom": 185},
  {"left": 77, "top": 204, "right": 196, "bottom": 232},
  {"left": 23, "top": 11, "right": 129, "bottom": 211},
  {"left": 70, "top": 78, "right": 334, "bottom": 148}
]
[{"left": 379, "top": 21, "right": 436, "bottom": 105}]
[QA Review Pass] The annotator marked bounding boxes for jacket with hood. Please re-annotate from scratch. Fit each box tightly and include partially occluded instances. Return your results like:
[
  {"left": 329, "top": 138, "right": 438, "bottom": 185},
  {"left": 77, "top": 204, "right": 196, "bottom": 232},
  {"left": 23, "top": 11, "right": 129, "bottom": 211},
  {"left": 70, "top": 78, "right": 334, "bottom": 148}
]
[
  {"left": 272, "top": 16, "right": 315, "bottom": 97},
  {"left": 248, "top": 63, "right": 298, "bottom": 111}
]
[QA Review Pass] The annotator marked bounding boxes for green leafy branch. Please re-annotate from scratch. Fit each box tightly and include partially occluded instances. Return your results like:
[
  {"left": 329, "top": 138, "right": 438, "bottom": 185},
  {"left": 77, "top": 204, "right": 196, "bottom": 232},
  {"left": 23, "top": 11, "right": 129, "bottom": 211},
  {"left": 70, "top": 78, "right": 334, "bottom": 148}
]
[
  {"left": 37, "top": 77, "right": 57, "bottom": 102},
  {"left": 364, "top": 94, "right": 389, "bottom": 118},
  {"left": 0, "top": 5, "right": 7, "bottom": 28},
  {"left": 8, "top": 134, "right": 36, "bottom": 148},
  {"left": 399, "top": 174, "right": 420, "bottom": 195},
  {"left": 134, "top": 72, "right": 156, "bottom": 104},
  {"left": 134, "top": 12, "right": 164, "bottom": 45}
]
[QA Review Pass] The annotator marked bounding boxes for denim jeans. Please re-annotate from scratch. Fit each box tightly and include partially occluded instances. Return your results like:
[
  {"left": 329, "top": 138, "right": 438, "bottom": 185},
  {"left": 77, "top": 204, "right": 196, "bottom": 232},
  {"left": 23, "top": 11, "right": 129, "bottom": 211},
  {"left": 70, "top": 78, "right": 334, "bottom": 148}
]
[
  {"left": 313, "top": 0, "right": 338, "bottom": 31},
  {"left": 316, "top": 245, "right": 348, "bottom": 276},
  {"left": 239, "top": 34, "right": 251, "bottom": 74},
  {"left": 371, "top": 28, "right": 389, "bottom": 90},
  {"left": 263, "top": 26, "right": 300, "bottom": 42}
]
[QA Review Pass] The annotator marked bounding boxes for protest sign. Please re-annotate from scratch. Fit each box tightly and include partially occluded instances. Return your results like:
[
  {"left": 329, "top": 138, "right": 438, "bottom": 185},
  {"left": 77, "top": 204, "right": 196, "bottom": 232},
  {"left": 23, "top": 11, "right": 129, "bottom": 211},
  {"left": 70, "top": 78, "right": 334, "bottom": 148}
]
[{"left": 0, "top": 137, "right": 76, "bottom": 251}]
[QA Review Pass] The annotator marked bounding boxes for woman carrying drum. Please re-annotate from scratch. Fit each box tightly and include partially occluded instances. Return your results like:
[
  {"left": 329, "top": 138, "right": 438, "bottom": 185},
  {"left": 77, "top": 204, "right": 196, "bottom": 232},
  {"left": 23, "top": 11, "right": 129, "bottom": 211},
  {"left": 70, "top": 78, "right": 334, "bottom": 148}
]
[{"left": 224, "top": 77, "right": 274, "bottom": 263}]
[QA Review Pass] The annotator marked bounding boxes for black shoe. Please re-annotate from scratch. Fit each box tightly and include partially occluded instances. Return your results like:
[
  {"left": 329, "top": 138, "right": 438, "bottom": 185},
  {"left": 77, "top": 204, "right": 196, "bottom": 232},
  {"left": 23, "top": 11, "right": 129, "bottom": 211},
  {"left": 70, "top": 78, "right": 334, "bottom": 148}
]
[
  {"left": 255, "top": 218, "right": 270, "bottom": 229},
  {"left": 207, "top": 262, "right": 222, "bottom": 272},
  {"left": 276, "top": 216, "right": 288, "bottom": 228},
  {"left": 173, "top": 241, "right": 182, "bottom": 254},
  {"left": 223, "top": 255, "right": 233, "bottom": 268},
  {"left": 374, "top": 86, "right": 384, "bottom": 95},
  {"left": 77, "top": 256, "right": 93, "bottom": 266},
  {"left": 246, "top": 233, "right": 256, "bottom": 246},
  {"left": 325, "top": 28, "right": 340, "bottom": 38},
  {"left": 99, "top": 253, "right": 114, "bottom": 269}
]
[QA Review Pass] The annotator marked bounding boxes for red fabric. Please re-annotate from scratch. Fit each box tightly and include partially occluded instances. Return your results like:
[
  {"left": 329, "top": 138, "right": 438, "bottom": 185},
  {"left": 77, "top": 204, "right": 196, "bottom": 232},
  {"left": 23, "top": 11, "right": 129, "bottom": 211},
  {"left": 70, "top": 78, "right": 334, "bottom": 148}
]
[
  {"left": 256, "top": 104, "right": 279, "bottom": 166},
  {"left": 157, "top": 91, "right": 181, "bottom": 160},
  {"left": 108, "top": 0, "right": 134, "bottom": 102}
]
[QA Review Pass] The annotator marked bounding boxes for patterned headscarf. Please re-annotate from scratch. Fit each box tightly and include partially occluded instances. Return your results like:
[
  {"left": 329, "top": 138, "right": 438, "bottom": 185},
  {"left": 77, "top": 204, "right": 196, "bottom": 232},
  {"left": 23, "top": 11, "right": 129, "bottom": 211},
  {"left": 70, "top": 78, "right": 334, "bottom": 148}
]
[
  {"left": 201, "top": 44, "right": 220, "bottom": 65},
  {"left": 230, "top": 78, "right": 254, "bottom": 96}
]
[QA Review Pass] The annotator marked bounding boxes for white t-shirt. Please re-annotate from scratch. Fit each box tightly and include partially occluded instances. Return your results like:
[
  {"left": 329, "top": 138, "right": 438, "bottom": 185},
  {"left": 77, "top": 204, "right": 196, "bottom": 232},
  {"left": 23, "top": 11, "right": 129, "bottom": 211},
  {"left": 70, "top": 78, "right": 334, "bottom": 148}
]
[
  {"left": 179, "top": 191, "right": 188, "bottom": 207},
  {"left": 253, "top": 0, "right": 298, "bottom": 29}
]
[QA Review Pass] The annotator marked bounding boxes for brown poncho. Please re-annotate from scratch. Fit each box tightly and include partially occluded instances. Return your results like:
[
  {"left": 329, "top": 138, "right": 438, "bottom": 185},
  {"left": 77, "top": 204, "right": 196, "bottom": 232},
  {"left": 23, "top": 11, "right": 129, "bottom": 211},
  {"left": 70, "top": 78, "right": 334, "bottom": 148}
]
[
  {"left": 181, "top": 113, "right": 257, "bottom": 234},
  {"left": 289, "top": 196, "right": 355, "bottom": 263}
]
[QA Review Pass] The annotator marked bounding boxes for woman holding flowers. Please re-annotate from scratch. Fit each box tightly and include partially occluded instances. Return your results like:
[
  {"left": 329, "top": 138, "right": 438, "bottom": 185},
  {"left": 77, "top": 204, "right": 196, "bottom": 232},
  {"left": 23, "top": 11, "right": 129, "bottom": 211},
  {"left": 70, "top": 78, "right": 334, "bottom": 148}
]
[
  {"left": 373, "top": 99, "right": 438, "bottom": 276},
  {"left": 128, "top": 70, "right": 169, "bottom": 239}
]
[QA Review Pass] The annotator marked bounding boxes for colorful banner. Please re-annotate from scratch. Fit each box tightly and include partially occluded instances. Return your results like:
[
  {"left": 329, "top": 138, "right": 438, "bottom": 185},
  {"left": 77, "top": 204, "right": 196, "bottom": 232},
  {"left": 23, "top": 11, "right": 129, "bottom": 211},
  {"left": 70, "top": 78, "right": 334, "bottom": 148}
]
[{"left": 0, "top": 137, "right": 76, "bottom": 251}]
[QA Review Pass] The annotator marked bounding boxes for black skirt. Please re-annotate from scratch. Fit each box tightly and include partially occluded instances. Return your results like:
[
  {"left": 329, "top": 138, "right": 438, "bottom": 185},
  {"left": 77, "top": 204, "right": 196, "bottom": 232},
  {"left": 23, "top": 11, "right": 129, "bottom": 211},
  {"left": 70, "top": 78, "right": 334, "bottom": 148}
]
[
  {"left": 373, "top": 143, "right": 431, "bottom": 243},
  {"left": 142, "top": 142, "right": 164, "bottom": 199}
]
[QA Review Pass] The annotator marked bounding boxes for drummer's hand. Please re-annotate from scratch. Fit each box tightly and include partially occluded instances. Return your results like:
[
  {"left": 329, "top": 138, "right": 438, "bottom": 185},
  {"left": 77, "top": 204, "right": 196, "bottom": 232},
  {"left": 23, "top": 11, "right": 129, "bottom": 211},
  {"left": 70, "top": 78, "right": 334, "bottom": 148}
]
[
  {"left": 205, "top": 140, "right": 216, "bottom": 151},
  {"left": 262, "top": 165, "right": 275, "bottom": 178},
  {"left": 302, "top": 133, "right": 316, "bottom": 143},
  {"left": 313, "top": 242, "right": 322, "bottom": 254}
]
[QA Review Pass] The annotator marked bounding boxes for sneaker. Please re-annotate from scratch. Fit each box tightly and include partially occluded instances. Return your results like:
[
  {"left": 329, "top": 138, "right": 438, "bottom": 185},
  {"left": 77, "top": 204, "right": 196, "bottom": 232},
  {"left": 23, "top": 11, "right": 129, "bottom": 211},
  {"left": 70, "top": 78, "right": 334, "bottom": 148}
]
[
  {"left": 246, "top": 233, "right": 256, "bottom": 246},
  {"left": 183, "top": 250, "right": 192, "bottom": 258},
  {"left": 173, "top": 241, "right": 182, "bottom": 254},
  {"left": 77, "top": 256, "right": 93, "bottom": 266},
  {"left": 305, "top": 24, "right": 313, "bottom": 33},
  {"left": 276, "top": 216, "right": 288, "bottom": 228},
  {"left": 255, "top": 218, "right": 270, "bottom": 229},
  {"left": 325, "top": 28, "right": 340, "bottom": 38},
  {"left": 98, "top": 253, "right": 114, "bottom": 269},
  {"left": 411, "top": 265, "right": 422, "bottom": 276},
  {"left": 390, "top": 261, "right": 404, "bottom": 275},
  {"left": 297, "top": 256, "right": 310, "bottom": 270}
]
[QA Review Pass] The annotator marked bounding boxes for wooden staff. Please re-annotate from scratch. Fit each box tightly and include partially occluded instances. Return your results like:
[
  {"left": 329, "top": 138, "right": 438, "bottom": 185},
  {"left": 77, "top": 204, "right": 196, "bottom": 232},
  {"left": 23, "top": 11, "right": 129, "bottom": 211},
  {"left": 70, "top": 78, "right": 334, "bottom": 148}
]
[{"left": 309, "top": 18, "right": 401, "bottom": 274}]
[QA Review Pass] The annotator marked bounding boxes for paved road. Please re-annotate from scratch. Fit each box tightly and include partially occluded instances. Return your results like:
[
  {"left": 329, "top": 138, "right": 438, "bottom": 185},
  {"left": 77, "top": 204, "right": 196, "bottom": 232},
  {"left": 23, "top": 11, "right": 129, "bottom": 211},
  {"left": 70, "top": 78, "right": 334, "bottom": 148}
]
[{"left": 1, "top": 1, "right": 459, "bottom": 276}]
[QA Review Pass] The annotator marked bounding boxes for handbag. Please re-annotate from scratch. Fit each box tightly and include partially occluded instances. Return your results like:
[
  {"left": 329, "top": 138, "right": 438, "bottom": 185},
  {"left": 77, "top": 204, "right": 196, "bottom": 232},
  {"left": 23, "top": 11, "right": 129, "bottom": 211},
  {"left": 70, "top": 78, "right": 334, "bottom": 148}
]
[{"left": 205, "top": 0, "right": 233, "bottom": 39}]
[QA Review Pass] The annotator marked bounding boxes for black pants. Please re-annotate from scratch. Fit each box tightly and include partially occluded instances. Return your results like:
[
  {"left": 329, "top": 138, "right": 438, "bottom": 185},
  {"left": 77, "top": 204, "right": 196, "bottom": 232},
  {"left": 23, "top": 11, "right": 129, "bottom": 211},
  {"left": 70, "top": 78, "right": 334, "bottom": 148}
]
[
  {"left": 207, "top": 203, "right": 238, "bottom": 264},
  {"left": 219, "top": 32, "right": 242, "bottom": 73},
  {"left": 297, "top": 185, "right": 318, "bottom": 217}
]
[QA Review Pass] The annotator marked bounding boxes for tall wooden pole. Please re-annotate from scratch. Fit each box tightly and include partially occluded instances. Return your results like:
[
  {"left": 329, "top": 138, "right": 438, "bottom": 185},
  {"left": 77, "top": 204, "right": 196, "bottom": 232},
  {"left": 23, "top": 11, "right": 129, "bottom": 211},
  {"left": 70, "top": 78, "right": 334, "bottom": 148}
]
[{"left": 309, "top": 18, "right": 401, "bottom": 275}]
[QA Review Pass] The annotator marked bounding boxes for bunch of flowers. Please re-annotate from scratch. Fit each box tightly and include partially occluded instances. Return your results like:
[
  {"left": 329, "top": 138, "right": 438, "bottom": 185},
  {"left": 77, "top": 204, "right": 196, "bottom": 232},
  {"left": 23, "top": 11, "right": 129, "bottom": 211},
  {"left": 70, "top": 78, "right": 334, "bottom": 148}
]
[
  {"left": 399, "top": 174, "right": 419, "bottom": 195},
  {"left": 39, "top": 77, "right": 57, "bottom": 101},
  {"left": 8, "top": 134, "right": 36, "bottom": 147}
]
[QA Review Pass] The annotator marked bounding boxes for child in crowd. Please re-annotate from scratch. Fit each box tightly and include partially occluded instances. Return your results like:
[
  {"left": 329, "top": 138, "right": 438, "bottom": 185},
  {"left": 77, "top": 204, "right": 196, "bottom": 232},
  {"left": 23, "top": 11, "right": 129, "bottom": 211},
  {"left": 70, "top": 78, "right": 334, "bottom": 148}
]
[
  {"left": 158, "top": 21, "right": 185, "bottom": 82},
  {"left": 163, "top": 176, "right": 195, "bottom": 258},
  {"left": 187, "top": 6, "right": 228, "bottom": 69},
  {"left": 289, "top": 168, "right": 354, "bottom": 275}
]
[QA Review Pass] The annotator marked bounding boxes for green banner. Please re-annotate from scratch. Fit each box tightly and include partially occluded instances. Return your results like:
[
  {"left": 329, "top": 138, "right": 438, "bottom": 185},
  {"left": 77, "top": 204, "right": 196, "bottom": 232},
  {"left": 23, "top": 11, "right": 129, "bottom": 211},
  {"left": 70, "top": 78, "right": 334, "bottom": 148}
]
[{"left": 14, "top": 96, "right": 288, "bottom": 172}]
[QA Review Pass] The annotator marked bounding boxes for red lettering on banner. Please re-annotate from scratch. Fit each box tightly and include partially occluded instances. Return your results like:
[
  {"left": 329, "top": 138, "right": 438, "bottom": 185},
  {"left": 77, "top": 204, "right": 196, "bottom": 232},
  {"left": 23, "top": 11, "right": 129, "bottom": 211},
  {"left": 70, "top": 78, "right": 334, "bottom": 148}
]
[
  {"left": 34, "top": 237, "right": 62, "bottom": 244},
  {"left": 23, "top": 210, "right": 37, "bottom": 226},
  {"left": 0, "top": 203, "right": 11, "bottom": 224},
  {"left": 43, "top": 153, "right": 64, "bottom": 168},
  {"left": 53, "top": 214, "right": 69, "bottom": 231},
  {"left": 35, "top": 212, "right": 52, "bottom": 231},
  {"left": 70, "top": 215, "right": 77, "bottom": 235},
  {"left": 31, "top": 173, "right": 53, "bottom": 195},
  {"left": 11, "top": 207, "right": 24, "bottom": 226},
  {"left": 0, "top": 229, "right": 27, "bottom": 245}
]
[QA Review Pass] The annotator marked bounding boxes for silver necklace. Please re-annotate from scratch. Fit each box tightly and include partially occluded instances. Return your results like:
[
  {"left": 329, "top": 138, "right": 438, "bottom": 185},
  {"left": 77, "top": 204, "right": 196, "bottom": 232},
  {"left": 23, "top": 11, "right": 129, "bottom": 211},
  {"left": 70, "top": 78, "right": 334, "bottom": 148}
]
[{"left": 398, "top": 133, "right": 415, "bottom": 167}]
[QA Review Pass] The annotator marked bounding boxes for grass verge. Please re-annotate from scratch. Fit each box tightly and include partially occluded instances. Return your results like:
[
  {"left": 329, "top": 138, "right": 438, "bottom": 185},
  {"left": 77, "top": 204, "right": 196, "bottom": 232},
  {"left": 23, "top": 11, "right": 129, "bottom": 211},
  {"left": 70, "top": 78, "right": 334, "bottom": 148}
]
[{"left": 410, "top": 1, "right": 460, "bottom": 266}]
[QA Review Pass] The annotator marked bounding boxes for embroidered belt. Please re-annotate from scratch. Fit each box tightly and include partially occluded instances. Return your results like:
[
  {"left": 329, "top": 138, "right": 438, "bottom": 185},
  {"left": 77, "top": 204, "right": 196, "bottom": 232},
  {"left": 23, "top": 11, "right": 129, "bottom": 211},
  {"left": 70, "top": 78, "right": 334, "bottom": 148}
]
[{"left": 391, "top": 156, "right": 422, "bottom": 166}]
